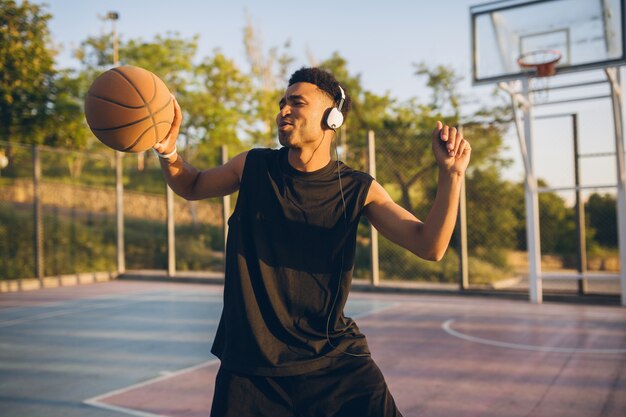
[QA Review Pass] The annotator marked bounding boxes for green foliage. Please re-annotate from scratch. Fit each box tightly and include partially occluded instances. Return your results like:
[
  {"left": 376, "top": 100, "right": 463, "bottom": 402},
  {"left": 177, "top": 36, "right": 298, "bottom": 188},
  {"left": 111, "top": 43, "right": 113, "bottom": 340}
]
[
  {"left": 375, "top": 104, "right": 440, "bottom": 212},
  {"left": 243, "top": 16, "right": 294, "bottom": 147},
  {"left": 3, "top": 7, "right": 615, "bottom": 285},
  {"left": 379, "top": 236, "right": 459, "bottom": 282},
  {"left": 122, "top": 33, "right": 198, "bottom": 93},
  {"left": 465, "top": 167, "right": 522, "bottom": 267},
  {"left": 414, "top": 62, "right": 463, "bottom": 117},
  {"left": 586, "top": 193, "right": 617, "bottom": 247},
  {"left": 0, "top": 203, "right": 36, "bottom": 278},
  {"left": 0, "top": 201, "right": 224, "bottom": 279},
  {"left": 43, "top": 71, "right": 92, "bottom": 150},
  {"left": 0, "top": 0, "right": 56, "bottom": 145},
  {"left": 0, "top": 203, "right": 117, "bottom": 279},
  {"left": 319, "top": 52, "right": 394, "bottom": 170},
  {"left": 538, "top": 190, "right": 577, "bottom": 254},
  {"left": 182, "top": 51, "right": 253, "bottom": 166}
]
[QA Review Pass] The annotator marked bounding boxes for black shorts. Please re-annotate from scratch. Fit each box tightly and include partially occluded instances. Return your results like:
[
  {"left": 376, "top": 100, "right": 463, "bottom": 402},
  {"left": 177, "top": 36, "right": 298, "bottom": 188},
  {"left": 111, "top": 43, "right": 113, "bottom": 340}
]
[{"left": 210, "top": 355, "right": 403, "bottom": 417}]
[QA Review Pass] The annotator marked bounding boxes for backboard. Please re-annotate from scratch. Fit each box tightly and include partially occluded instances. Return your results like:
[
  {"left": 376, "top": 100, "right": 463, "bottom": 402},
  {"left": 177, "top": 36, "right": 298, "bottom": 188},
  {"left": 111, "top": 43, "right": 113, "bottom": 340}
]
[{"left": 471, "top": 0, "right": 626, "bottom": 85}]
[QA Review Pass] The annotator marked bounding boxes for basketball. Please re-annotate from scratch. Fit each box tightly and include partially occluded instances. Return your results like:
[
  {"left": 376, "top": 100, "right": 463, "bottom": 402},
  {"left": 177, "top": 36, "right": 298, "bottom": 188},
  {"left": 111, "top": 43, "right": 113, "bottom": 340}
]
[{"left": 84, "top": 66, "right": 174, "bottom": 153}]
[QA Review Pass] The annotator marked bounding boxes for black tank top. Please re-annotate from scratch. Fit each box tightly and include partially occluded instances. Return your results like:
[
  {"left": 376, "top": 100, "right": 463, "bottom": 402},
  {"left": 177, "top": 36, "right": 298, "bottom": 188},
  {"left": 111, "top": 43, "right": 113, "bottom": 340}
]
[{"left": 210, "top": 147, "right": 374, "bottom": 376}]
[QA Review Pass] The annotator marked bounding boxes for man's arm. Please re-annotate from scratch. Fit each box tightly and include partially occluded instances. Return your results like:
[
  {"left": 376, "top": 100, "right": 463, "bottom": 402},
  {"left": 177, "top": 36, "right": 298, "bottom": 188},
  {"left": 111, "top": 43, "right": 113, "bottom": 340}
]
[
  {"left": 154, "top": 96, "right": 247, "bottom": 200},
  {"left": 363, "top": 122, "right": 471, "bottom": 261}
]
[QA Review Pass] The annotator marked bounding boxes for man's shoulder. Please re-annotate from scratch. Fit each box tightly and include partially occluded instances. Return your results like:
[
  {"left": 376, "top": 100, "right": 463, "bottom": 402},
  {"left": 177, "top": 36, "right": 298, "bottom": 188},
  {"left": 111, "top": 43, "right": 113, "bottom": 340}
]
[
  {"left": 339, "top": 162, "right": 373, "bottom": 184},
  {"left": 245, "top": 147, "right": 281, "bottom": 163},
  {"left": 248, "top": 147, "right": 280, "bottom": 155},
  {"left": 239, "top": 148, "right": 281, "bottom": 180}
]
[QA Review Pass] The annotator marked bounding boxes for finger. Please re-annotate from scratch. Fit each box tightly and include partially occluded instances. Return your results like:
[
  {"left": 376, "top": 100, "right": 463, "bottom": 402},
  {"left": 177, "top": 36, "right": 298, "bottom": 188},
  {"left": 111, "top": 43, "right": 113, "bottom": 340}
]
[
  {"left": 441, "top": 124, "right": 449, "bottom": 142},
  {"left": 457, "top": 139, "right": 472, "bottom": 159},
  {"left": 452, "top": 130, "right": 463, "bottom": 156},
  {"left": 432, "top": 121, "right": 443, "bottom": 140},
  {"left": 447, "top": 127, "right": 457, "bottom": 154},
  {"left": 154, "top": 96, "right": 181, "bottom": 151},
  {"left": 171, "top": 95, "right": 182, "bottom": 129},
  {"left": 455, "top": 139, "right": 467, "bottom": 159}
]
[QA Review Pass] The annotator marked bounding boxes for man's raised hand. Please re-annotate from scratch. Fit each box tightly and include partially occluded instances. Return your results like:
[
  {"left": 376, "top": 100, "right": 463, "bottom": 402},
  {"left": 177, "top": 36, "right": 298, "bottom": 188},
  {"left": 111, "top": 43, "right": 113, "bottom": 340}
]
[{"left": 432, "top": 121, "right": 471, "bottom": 175}]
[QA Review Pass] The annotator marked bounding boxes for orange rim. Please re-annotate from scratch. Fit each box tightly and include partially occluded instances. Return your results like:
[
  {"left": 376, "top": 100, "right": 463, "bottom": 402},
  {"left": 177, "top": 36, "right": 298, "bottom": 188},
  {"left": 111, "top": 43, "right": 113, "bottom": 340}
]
[{"left": 517, "top": 50, "right": 562, "bottom": 77}]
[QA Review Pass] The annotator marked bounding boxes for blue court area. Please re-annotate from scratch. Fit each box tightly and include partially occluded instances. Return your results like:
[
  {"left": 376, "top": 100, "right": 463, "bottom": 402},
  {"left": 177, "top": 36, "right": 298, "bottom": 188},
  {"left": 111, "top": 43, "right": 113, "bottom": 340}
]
[
  {"left": 1, "top": 279, "right": 625, "bottom": 417},
  {"left": 0, "top": 280, "right": 395, "bottom": 417}
]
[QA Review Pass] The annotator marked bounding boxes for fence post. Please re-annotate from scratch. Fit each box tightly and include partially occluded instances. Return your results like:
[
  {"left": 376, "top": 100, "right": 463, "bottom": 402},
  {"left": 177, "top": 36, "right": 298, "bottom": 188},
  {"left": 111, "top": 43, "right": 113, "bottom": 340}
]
[
  {"left": 572, "top": 114, "right": 587, "bottom": 294},
  {"left": 167, "top": 185, "right": 176, "bottom": 277},
  {"left": 222, "top": 145, "right": 231, "bottom": 253},
  {"left": 115, "top": 151, "right": 125, "bottom": 275},
  {"left": 367, "top": 130, "right": 380, "bottom": 286},
  {"left": 605, "top": 67, "right": 626, "bottom": 306},
  {"left": 457, "top": 125, "right": 469, "bottom": 290},
  {"left": 33, "top": 144, "right": 44, "bottom": 285}
]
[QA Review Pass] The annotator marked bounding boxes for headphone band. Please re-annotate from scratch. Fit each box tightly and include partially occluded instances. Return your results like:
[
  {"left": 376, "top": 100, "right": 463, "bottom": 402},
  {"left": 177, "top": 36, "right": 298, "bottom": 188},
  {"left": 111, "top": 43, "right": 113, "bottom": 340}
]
[{"left": 336, "top": 85, "right": 345, "bottom": 113}]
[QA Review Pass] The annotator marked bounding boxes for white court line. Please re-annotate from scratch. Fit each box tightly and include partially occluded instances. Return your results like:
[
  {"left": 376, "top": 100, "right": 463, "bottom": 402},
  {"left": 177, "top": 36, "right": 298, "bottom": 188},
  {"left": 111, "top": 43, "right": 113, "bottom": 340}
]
[
  {"left": 0, "top": 292, "right": 220, "bottom": 328},
  {"left": 82, "top": 401, "right": 170, "bottom": 417},
  {"left": 83, "top": 358, "right": 220, "bottom": 417},
  {"left": 82, "top": 302, "right": 398, "bottom": 416},
  {"left": 442, "top": 319, "right": 626, "bottom": 354},
  {"left": 351, "top": 302, "right": 399, "bottom": 319},
  {"left": 0, "top": 299, "right": 148, "bottom": 329}
]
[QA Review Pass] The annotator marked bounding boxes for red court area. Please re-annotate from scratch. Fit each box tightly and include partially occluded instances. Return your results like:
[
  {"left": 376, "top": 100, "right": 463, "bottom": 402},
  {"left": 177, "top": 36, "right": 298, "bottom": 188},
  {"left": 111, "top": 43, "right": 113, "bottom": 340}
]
[{"left": 1, "top": 280, "right": 625, "bottom": 417}]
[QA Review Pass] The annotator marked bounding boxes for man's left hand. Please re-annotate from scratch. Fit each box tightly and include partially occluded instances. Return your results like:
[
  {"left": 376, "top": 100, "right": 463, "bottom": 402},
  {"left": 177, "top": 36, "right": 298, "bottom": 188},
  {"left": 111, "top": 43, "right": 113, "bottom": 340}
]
[{"left": 432, "top": 121, "right": 471, "bottom": 175}]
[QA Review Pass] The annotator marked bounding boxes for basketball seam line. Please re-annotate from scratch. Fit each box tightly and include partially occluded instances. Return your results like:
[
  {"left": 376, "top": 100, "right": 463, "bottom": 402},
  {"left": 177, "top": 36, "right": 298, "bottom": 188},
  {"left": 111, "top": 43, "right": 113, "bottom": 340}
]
[
  {"left": 110, "top": 68, "right": 160, "bottom": 146},
  {"left": 89, "top": 97, "right": 173, "bottom": 132},
  {"left": 85, "top": 93, "right": 146, "bottom": 110},
  {"left": 122, "top": 121, "right": 172, "bottom": 152}
]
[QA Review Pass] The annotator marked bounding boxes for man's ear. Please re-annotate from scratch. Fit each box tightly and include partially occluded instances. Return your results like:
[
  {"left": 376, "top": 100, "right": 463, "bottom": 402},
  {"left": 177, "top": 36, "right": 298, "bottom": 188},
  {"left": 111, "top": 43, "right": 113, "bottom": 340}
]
[{"left": 321, "top": 108, "right": 332, "bottom": 130}]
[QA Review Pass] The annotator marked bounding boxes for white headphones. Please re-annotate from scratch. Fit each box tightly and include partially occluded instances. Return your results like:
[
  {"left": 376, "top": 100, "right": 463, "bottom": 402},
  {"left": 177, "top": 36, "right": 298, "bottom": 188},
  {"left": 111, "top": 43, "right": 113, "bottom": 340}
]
[{"left": 325, "top": 85, "right": 345, "bottom": 130}]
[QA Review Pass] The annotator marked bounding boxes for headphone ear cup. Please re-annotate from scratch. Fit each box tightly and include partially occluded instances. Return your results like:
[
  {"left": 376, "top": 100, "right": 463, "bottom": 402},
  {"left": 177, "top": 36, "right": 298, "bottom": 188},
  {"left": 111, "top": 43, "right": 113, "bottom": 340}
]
[{"left": 326, "top": 108, "right": 344, "bottom": 130}]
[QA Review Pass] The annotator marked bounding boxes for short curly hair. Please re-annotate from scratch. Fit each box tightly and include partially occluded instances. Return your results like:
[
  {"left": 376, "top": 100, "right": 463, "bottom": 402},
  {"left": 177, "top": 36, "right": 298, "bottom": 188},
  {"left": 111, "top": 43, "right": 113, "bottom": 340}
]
[{"left": 288, "top": 67, "right": 351, "bottom": 122}]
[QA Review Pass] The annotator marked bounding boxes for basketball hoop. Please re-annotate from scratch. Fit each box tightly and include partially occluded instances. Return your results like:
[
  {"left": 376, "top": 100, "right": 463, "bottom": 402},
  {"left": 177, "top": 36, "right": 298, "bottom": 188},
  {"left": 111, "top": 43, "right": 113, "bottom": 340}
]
[
  {"left": 518, "top": 50, "right": 562, "bottom": 102},
  {"left": 517, "top": 49, "right": 562, "bottom": 77}
]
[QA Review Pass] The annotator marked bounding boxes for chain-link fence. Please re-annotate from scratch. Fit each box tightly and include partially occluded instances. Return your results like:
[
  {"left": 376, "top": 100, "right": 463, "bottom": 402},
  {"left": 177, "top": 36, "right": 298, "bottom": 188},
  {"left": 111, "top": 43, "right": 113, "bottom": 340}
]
[
  {"left": 354, "top": 128, "right": 460, "bottom": 285},
  {"left": 0, "top": 141, "right": 226, "bottom": 281},
  {"left": 342, "top": 126, "right": 621, "bottom": 295},
  {"left": 118, "top": 151, "right": 225, "bottom": 272},
  {"left": 1, "top": 135, "right": 621, "bottom": 296},
  {"left": 1, "top": 141, "right": 117, "bottom": 280}
]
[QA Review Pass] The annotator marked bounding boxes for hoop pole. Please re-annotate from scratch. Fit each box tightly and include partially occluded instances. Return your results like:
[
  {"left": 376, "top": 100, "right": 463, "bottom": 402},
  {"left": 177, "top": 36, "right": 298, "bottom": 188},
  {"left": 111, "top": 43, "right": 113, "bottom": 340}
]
[
  {"left": 222, "top": 145, "right": 231, "bottom": 257},
  {"left": 368, "top": 130, "right": 380, "bottom": 287},
  {"left": 499, "top": 80, "right": 542, "bottom": 304},
  {"left": 521, "top": 78, "right": 543, "bottom": 304},
  {"left": 605, "top": 67, "right": 626, "bottom": 306},
  {"left": 572, "top": 114, "right": 588, "bottom": 295},
  {"left": 167, "top": 185, "right": 176, "bottom": 278}
]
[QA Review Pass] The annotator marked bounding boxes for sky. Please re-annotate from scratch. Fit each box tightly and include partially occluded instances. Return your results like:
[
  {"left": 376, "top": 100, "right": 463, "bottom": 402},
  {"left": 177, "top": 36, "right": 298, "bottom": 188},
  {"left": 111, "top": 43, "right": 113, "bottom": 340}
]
[{"left": 42, "top": 0, "right": 623, "bottom": 199}]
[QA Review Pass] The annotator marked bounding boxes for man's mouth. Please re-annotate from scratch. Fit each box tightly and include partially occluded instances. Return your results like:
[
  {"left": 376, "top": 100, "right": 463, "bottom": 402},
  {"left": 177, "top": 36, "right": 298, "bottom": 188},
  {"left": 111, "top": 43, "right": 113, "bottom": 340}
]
[{"left": 278, "top": 120, "right": 293, "bottom": 130}]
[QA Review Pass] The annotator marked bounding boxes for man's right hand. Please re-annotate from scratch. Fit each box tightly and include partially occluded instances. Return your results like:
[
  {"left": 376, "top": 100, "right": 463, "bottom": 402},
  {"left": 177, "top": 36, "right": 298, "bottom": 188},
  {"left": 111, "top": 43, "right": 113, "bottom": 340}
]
[{"left": 153, "top": 94, "right": 182, "bottom": 157}]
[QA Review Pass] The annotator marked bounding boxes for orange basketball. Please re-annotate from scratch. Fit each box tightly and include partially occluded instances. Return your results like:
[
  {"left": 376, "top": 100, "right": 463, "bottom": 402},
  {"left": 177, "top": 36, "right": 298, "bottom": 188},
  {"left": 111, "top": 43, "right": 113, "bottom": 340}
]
[{"left": 84, "top": 66, "right": 174, "bottom": 153}]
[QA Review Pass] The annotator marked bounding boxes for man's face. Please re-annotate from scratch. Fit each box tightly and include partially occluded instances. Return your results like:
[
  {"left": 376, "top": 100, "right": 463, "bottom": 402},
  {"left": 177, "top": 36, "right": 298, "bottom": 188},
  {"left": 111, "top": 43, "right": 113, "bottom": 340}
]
[{"left": 276, "top": 82, "right": 333, "bottom": 148}]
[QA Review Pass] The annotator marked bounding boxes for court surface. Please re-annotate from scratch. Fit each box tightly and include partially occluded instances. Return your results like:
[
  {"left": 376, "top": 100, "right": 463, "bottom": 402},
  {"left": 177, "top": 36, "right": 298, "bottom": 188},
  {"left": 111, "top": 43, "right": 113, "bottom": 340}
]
[{"left": 0, "top": 279, "right": 624, "bottom": 417}]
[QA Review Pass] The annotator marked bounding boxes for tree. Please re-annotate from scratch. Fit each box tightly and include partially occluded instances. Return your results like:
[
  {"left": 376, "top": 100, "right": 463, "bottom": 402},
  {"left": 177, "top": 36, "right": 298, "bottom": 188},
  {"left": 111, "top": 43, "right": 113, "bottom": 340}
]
[
  {"left": 464, "top": 167, "right": 522, "bottom": 267},
  {"left": 414, "top": 62, "right": 463, "bottom": 119},
  {"left": 319, "top": 52, "right": 394, "bottom": 170},
  {"left": 243, "top": 15, "right": 294, "bottom": 147},
  {"left": 512, "top": 179, "right": 579, "bottom": 256},
  {"left": 380, "top": 63, "right": 510, "bottom": 213},
  {"left": 183, "top": 51, "right": 253, "bottom": 165},
  {"left": 586, "top": 193, "right": 617, "bottom": 247},
  {"left": 0, "top": 0, "right": 56, "bottom": 165},
  {"left": 122, "top": 33, "right": 198, "bottom": 94}
]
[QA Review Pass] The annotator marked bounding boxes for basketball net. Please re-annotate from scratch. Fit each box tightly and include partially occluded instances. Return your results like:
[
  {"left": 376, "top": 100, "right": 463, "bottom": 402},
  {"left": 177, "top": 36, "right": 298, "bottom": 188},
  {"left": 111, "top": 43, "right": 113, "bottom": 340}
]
[{"left": 518, "top": 50, "right": 562, "bottom": 104}]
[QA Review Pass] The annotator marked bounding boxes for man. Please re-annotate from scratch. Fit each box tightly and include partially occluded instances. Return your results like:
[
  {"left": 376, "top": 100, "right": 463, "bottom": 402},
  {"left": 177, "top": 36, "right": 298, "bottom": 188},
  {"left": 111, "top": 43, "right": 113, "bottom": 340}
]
[{"left": 154, "top": 67, "right": 470, "bottom": 417}]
